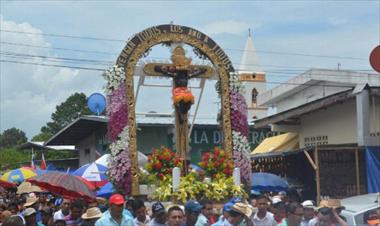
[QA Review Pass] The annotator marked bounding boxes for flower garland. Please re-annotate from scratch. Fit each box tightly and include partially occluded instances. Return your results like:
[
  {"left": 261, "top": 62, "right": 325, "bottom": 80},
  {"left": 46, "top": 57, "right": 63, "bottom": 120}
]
[
  {"left": 103, "top": 65, "right": 132, "bottom": 194},
  {"left": 229, "top": 72, "right": 252, "bottom": 184}
]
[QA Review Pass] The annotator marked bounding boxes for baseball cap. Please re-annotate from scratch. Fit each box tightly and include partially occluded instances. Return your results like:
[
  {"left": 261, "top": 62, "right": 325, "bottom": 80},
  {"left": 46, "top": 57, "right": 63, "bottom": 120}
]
[
  {"left": 271, "top": 196, "right": 282, "bottom": 205},
  {"left": 152, "top": 202, "right": 166, "bottom": 214},
  {"left": 185, "top": 200, "right": 202, "bottom": 213},
  {"left": 229, "top": 197, "right": 243, "bottom": 204},
  {"left": 302, "top": 200, "right": 316, "bottom": 209},
  {"left": 223, "top": 202, "right": 234, "bottom": 212},
  {"left": 109, "top": 194, "right": 125, "bottom": 205}
]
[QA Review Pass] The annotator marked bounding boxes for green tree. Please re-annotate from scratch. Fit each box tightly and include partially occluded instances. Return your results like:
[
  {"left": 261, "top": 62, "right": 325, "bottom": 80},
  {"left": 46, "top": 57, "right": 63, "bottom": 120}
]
[
  {"left": 0, "top": 127, "right": 27, "bottom": 148},
  {"left": 32, "top": 92, "right": 91, "bottom": 141}
]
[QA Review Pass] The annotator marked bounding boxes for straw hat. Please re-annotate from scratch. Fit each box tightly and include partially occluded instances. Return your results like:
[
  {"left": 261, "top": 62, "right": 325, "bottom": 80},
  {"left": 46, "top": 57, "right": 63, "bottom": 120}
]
[
  {"left": 318, "top": 199, "right": 345, "bottom": 210},
  {"left": 81, "top": 207, "right": 103, "bottom": 219},
  {"left": 24, "top": 196, "right": 38, "bottom": 207},
  {"left": 23, "top": 207, "right": 36, "bottom": 217},
  {"left": 231, "top": 202, "right": 253, "bottom": 218},
  {"left": 17, "top": 182, "right": 42, "bottom": 194}
]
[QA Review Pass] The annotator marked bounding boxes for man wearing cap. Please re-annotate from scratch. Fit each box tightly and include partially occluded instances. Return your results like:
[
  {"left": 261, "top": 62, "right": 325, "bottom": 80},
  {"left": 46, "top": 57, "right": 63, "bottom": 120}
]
[
  {"left": 184, "top": 200, "right": 202, "bottom": 226},
  {"left": 148, "top": 202, "right": 167, "bottom": 226},
  {"left": 23, "top": 207, "right": 44, "bottom": 226},
  {"left": 95, "top": 194, "right": 134, "bottom": 226},
  {"left": 300, "top": 200, "right": 316, "bottom": 226}
]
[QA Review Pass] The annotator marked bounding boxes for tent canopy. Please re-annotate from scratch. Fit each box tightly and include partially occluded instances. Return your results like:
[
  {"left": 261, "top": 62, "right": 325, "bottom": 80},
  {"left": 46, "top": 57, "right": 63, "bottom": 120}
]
[{"left": 251, "top": 132, "right": 299, "bottom": 156}]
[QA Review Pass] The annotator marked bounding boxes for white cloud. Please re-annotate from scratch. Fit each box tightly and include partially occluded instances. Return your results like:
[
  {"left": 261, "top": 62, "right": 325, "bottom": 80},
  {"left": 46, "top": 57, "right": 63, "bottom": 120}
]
[
  {"left": 201, "top": 20, "right": 258, "bottom": 36},
  {"left": 0, "top": 16, "right": 105, "bottom": 138}
]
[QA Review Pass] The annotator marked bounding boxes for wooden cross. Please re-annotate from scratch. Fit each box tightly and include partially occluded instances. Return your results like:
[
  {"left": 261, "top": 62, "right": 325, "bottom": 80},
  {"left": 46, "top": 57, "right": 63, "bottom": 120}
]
[{"left": 143, "top": 45, "right": 214, "bottom": 172}]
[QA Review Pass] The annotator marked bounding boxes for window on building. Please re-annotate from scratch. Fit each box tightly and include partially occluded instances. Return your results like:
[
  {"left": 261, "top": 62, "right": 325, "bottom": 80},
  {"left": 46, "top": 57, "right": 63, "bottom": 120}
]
[{"left": 252, "top": 88, "right": 258, "bottom": 107}]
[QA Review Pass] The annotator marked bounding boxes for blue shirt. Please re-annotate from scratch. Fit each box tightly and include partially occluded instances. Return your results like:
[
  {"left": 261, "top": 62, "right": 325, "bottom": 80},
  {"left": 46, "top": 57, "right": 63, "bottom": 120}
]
[
  {"left": 95, "top": 209, "right": 135, "bottom": 226},
  {"left": 211, "top": 216, "right": 232, "bottom": 226}
]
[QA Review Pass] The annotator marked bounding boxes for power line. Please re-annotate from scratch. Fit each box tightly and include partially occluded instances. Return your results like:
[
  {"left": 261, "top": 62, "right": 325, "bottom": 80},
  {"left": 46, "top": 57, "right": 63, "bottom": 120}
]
[
  {"left": 1, "top": 50, "right": 374, "bottom": 80},
  {"left": 0, "top": 45, "right": 373, "bottom": 74},
  {"left": 1, "top": 41, "right": 119, "bottom": 56},
  {"left": 0, "top": 59, "right": 104, "bottom": 71},
  {"left": 1, "top": 29, "right": 368, "bottom": 61},
  {"left": 0, "top": 29, "right": 125, "bottom": 42},
  {"left": 0, "top": 59, "right": 366, "bottom": 89}
]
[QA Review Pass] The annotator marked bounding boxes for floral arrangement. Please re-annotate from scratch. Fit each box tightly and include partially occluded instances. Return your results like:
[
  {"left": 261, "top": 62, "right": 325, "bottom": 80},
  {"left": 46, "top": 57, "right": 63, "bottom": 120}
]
[
  {"left": 198, "top": 147, "right": 234, "bottom": 178},
  {"left": 153, "top": 173, "right": 247, "bottom": 203},
  {"left": 103, "top": 65, "right": 132, "bottom": 194},
  {"left": 228, "top": 72, "right": 251, "bottom": 184},
  {"left": 172, "top": 87, "right": 194, "bottom": 105},
  {"left": 145, "top": 147, "right": 182, "bottom": 179}
]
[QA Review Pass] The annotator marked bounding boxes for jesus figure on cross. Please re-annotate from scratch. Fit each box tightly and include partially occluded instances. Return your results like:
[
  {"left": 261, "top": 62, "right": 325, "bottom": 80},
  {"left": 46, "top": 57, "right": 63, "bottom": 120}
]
[{"left": 143, "top": 44, "right": 213, "bottom": 173}]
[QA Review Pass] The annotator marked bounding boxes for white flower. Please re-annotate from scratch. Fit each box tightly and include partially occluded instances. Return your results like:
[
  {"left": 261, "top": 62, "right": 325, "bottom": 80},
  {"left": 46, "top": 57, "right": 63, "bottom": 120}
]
[
  {"left": 103, "top": 65, "right": 126, "bottom": 95},
  {"left": 110, "top": 126, "right": 130, "bottom": 157}
]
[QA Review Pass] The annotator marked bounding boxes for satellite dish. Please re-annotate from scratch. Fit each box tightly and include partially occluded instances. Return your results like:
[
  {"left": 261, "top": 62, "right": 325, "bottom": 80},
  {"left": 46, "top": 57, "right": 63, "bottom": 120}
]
[{"left": 87, "top": 93, "right": 106, "bottom": 115}]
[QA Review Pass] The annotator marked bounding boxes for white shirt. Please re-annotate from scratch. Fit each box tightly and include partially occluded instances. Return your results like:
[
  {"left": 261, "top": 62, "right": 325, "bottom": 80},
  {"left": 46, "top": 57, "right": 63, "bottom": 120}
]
[
  {"left": 134, "top": 215, "right": 151, "bottom": 226},
  {"left": 53, "top": 209, "right": 69, "bottom": 221},
  {"left": 251, "top": 211, "right": 277, "bottom": 226}
]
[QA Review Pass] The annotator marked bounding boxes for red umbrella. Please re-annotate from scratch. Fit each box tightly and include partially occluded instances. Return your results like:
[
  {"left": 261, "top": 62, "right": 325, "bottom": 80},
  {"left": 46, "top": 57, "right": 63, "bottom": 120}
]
[
  {"left": 0, "top": 179, "right": 16, "bottom": 189},
  {"left": 76, "top": 176, "right": 96, "bottom": 191},
  {"left": 27, "top": 172, "right": 95, "bottom": 201}
]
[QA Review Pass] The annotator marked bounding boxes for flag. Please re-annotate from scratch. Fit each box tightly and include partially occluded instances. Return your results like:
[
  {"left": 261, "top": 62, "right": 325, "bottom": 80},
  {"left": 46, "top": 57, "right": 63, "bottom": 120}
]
[
  {"left": 31, "top": 151, "right": 36, "bottom": 169},
  {"left": 40, "top": 152, "right": 47, "bottom": 170}
]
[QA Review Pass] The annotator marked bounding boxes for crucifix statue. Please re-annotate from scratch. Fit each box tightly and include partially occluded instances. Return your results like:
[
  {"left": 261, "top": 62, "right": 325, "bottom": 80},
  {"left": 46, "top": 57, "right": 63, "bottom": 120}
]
[{"left": 143, "top": 44, "right": 214, "bottom": 173}]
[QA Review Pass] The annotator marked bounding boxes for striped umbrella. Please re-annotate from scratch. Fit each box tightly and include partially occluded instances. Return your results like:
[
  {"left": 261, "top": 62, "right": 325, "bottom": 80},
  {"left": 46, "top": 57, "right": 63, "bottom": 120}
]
[
  {"left": 27, "top": 172, "right": 95, "bottom": 201},
  {"left": 0, "top": 168, "right": 37, "bottom": 184},
  {"left": 73, "top": 163, "right": 108, "bottom": 182}
]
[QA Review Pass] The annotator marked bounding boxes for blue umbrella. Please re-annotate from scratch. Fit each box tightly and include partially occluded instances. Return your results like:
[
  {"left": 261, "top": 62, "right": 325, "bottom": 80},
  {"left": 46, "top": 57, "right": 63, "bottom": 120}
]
[
  {"left": 251, "top": 172, "right": 289, "bottom": 192},
  {"left": 96, "top": 182, "right": 114, "bottom": 198},
  {"left": 73, "top": 163, "right": 108, "bottom": 182}
]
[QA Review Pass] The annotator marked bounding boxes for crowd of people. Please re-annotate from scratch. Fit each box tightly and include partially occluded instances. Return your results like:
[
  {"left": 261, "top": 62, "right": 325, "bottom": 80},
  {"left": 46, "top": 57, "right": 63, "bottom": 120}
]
[{"left": 0, "top": 187, "right": 379, "bottom": 226}]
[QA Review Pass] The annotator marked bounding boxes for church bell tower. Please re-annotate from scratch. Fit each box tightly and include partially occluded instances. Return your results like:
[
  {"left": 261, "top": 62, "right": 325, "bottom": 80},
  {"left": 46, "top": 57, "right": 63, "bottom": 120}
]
[{"left": 239, "top": 30, "right": 268, "bottom": 121}]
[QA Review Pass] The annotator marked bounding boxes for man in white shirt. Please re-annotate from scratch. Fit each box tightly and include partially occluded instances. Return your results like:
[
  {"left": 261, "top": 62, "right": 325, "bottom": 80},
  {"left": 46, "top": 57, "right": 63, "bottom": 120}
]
[
  {"left": 53, "top": 199, "right": 70, "bottom": 221},
  {"left": 299, "top": 200, "right": 316, "bottom": 226},
  {"left": 133, "top": 199, "right": 151, "bottom": 226},
  {"left": 251, "top": 195, "right": 276, "bottom": 226}
]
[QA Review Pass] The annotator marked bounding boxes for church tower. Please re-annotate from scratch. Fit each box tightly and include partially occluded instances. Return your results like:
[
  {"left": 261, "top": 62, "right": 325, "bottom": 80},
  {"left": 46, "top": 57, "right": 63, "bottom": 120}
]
[{"left": 239, "top": 30, "right": 268, "bottom": 121}]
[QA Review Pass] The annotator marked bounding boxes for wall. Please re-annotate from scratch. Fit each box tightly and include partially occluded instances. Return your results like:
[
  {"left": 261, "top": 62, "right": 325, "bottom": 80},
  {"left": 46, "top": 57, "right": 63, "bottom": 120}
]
[
  {"left": 137, "top": 125, "right": 172, "bottom": 154},
  {"left": 276, "top": 83, "right": 350, "bottom": 113},
  {"left": 299, "top": 99, "right": 357, "bottom": 148},
  {"left": 77, "top": 134, "right": 97, "bottom": 166}
]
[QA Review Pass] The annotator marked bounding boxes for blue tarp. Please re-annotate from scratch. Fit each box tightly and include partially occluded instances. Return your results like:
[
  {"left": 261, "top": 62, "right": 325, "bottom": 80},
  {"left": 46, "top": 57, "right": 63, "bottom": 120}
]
[
  {"left": 366, "top": 146, "right": 380, "bottom": 193},
  {"left": 251, "top": 172, "right": 289, "bottom": 192}
]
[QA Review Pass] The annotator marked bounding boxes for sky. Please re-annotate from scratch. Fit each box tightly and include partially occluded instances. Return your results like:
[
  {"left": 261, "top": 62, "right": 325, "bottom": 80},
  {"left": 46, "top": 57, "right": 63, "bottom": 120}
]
[{"left": 0, "top": 0, "right": 379, "bottom": 139}]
